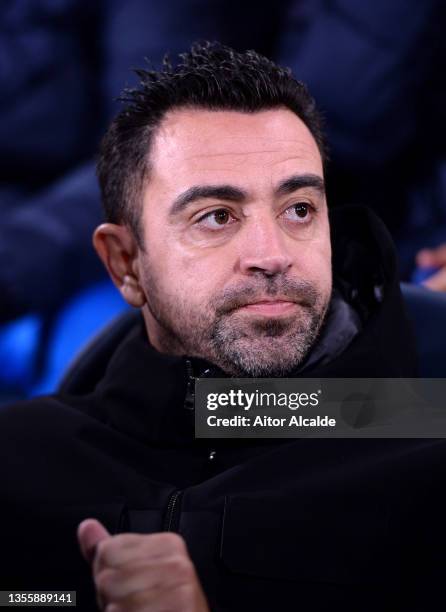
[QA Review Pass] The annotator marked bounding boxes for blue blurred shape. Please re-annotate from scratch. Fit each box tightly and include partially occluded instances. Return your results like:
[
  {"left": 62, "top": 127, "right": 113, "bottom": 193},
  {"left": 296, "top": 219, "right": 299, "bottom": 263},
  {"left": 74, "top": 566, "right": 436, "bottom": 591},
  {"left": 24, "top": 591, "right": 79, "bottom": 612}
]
[
  {"left": 411, "top": 266, "right": 441, "bottom": 285},
  {"left": 31, "top": 280, "right": 129, "bottom": 396},
  {"left": 0, "top": 315, "right": 42, "bottom": 388}
]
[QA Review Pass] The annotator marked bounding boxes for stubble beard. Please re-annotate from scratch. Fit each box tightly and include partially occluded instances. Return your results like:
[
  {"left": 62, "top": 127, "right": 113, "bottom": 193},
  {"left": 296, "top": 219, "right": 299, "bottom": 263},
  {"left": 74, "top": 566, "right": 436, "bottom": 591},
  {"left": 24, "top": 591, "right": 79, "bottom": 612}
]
[{"left": 141, "top": 262, "right": 331, "bottom": 377}]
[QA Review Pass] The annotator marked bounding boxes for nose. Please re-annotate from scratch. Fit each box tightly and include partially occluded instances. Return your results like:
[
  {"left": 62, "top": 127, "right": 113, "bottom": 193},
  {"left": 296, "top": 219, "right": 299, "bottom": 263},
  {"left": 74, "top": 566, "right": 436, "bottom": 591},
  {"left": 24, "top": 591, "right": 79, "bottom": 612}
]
[{"left": 237, "top": 216, "right": 293, "bottom": 277}]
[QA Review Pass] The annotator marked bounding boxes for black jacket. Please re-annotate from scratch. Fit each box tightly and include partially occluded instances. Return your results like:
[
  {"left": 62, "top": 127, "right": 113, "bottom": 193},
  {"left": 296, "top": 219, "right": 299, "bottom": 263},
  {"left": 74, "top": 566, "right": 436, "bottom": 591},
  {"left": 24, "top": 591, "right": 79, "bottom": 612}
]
[{"left": 1, "top": 207, "right": 444, "bottom": 611}]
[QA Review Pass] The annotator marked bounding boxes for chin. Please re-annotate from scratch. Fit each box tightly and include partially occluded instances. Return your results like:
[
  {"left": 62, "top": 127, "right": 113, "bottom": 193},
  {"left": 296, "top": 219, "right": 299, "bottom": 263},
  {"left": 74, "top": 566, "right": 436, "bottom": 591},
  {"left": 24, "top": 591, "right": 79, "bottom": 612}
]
[{"left": 215, "top": 337, "right": 310, "bottom": 378}]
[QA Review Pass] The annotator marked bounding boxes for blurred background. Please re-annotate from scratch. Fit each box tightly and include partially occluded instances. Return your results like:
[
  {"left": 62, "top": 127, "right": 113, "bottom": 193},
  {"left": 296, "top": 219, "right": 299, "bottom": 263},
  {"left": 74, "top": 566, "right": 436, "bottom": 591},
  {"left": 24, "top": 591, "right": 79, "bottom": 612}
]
[{"left": 1, "top": 0, "right": 445, "bottom": 400}]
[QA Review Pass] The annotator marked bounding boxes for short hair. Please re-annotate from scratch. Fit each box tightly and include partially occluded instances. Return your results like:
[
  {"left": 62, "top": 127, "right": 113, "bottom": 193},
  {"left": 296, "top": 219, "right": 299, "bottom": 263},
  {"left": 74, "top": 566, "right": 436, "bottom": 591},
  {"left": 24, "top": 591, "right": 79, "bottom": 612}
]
[{"left": 97, "top": 41, "right": 327, "bottom": 246}]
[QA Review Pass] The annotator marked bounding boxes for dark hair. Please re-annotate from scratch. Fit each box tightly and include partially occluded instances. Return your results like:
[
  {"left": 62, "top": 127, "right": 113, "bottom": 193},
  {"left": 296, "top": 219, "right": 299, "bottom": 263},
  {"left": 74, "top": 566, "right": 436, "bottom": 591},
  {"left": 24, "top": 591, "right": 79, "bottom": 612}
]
[{"left": 97, "top": 41, "right": 327, "bottom": 245}]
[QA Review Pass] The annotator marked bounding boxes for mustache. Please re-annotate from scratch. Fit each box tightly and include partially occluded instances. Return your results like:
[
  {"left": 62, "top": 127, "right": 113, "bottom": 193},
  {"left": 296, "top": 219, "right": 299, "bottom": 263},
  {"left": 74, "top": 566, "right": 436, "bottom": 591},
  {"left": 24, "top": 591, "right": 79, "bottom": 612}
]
[{"left": 212, "top": 277, "right": 320, "bottom": 315}]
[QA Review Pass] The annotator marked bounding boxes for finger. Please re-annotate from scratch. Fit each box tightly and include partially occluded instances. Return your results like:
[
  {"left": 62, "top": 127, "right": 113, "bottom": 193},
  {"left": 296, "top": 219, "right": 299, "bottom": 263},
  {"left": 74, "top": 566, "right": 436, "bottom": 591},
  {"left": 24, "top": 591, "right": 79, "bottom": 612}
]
[
  {"left": 77, "top": 519, "right": 111, "bottom": 565},
  {"left": 94, "top": 532, "right": 187, "bottom": 572},
  {"left": 416, "top": 250, "right": 431, "bottom": 267},
  {"left": 423, "top": 267, "right": 446, "bottom": 292},
  {"left": 103, "top": 586, "right": 169, "bottom": 612},
  {"left": 96, "top": 554, "right": 196, "bottom": 601},
  {"left": 104, "top": 583, "right": 201, "bottom": 612},
  {"left": 416, "top": 249, "right": 435, "bottom": 267},
  {"left": 417, "top": 245, "right": 446, "bottom": 267}
]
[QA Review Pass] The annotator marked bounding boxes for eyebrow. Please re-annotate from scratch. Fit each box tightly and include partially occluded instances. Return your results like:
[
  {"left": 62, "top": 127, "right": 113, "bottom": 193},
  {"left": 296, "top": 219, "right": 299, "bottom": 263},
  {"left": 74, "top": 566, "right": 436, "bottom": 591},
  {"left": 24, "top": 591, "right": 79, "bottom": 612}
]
[
  {"left": 275, "top": 173, "right": 325, "bottom": 197},
  {"left": 169, "top": 173, "right": 325, "bottom": 215},
  {"left": 170, "top": 185, "right": 247, "bottom": 215}
]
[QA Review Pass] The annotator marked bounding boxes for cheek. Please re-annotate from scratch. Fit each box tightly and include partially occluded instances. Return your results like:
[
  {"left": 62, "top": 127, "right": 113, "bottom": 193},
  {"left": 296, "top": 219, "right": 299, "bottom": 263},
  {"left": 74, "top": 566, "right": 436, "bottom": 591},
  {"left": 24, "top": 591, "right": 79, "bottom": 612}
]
[
  {"left": 293, "top": 238, "right": 332, "bottom": 293},
  {"left": 144, "top": 211, "right": 229, "bottom": 287},
  {"left": 188, "top": 256, "right": 229, "bottom": 295},
  {"left": 142, "top": 233, "right": 215, "bottom": 305},
  {"left": 161, "top": 248, "right": 229, "bottom": 303}
]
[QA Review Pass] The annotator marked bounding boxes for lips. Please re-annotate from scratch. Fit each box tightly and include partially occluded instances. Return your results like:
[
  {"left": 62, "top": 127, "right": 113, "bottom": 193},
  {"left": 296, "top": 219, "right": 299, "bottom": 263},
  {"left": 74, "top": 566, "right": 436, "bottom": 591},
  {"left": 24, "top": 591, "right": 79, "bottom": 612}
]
[
  {"left": 235, "top": 299, "right": 298, "bottom": 316},
  {"left": 243, "top": 298, "right": 294, "bottom": 305},
  {"left": 216, "top": 283, "right": 318, "bottom": 316}
]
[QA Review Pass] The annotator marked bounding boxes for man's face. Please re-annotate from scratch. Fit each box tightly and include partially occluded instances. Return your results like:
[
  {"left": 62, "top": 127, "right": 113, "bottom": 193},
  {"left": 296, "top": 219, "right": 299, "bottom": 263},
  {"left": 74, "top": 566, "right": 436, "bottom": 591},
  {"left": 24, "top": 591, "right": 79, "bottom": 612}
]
[{"left": 137, "top": 108, "right": 332, "bottom": 376}]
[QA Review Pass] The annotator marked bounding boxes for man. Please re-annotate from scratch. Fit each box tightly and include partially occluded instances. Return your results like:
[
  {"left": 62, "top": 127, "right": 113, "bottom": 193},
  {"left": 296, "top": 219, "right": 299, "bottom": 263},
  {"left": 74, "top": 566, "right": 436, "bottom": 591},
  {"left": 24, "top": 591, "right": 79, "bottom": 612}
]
[{"left": 1, "top": 42, "right": 444, "bottom": 611}]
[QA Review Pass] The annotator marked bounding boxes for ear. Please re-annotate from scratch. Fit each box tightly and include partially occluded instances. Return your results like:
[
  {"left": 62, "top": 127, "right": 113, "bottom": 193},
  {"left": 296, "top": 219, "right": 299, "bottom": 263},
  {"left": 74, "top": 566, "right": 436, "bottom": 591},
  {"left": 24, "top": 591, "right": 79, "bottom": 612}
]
[{"left": 93, "top": 224, "right": 146, "bottom": 308}]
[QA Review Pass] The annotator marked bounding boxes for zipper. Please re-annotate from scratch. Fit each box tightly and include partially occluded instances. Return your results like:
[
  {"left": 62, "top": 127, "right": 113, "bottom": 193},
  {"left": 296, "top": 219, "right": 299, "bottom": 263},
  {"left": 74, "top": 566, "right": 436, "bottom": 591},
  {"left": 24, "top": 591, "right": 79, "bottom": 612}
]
[
  {"left": 163, "top": 489, "right": 184, "bottom": 532},
  {"left": 183, "top": 358, "right": 218, "bottom": 410},
  {"left": 184, "top": 360, "right": 195, "bottom": 410}
]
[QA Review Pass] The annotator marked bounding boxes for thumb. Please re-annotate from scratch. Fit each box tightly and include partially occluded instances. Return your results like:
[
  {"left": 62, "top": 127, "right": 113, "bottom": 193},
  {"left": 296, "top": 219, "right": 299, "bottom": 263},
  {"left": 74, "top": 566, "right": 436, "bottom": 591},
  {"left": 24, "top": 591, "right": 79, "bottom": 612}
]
[{"left": 77, "top": 519, "right": 110, "bottom": 565}]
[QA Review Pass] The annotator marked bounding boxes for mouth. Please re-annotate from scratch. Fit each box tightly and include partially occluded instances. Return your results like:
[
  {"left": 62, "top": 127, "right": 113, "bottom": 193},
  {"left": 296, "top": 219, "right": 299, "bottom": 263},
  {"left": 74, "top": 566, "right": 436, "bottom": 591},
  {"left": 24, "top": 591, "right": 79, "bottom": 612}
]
[{"left": 235, "top": 299, "right": 298, "bottom": 316}]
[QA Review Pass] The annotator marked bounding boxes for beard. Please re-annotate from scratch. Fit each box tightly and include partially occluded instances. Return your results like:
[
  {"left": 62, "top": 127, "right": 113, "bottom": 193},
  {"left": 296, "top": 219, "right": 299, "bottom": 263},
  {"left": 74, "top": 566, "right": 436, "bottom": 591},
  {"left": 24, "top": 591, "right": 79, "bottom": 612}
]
[{"left": 141, "top": 261, "right": 331, "bottom": 377}]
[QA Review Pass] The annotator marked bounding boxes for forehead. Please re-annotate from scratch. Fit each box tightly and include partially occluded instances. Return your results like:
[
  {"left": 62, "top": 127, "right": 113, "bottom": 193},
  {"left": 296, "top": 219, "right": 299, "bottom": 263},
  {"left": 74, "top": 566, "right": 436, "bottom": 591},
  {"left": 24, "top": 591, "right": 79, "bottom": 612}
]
[{"left": 147, "top": 108, "right": 323, "bottom": 190}]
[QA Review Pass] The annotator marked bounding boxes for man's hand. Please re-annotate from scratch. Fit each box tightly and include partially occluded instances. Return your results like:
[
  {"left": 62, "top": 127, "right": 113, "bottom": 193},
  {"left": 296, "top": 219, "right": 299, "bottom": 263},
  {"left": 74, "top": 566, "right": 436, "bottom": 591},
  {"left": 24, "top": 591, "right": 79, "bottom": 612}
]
[
  {"left": 416, "top": 244, "right": 446, "bottom": 291},
  {"left": 77, "top": 519, "right": 210, "bottom": 612}
]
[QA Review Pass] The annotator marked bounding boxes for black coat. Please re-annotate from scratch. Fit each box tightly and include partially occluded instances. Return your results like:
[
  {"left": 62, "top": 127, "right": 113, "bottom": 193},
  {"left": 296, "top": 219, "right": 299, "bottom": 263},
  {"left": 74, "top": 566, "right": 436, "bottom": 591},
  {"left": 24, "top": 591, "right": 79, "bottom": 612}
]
[{"left": 1, "top": 207, "right": 442, "bottom": 611}]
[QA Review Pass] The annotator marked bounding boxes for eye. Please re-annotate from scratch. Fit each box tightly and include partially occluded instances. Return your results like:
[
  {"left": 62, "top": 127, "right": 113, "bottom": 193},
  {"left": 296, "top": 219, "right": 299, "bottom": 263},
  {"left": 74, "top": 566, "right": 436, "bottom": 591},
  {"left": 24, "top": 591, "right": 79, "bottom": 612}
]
[
  {"left": 282, "top": 202, "right": 313, "bottom": 223},
  {"left": 195, "top": 208, "right": 237, "bottom": 230}
]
